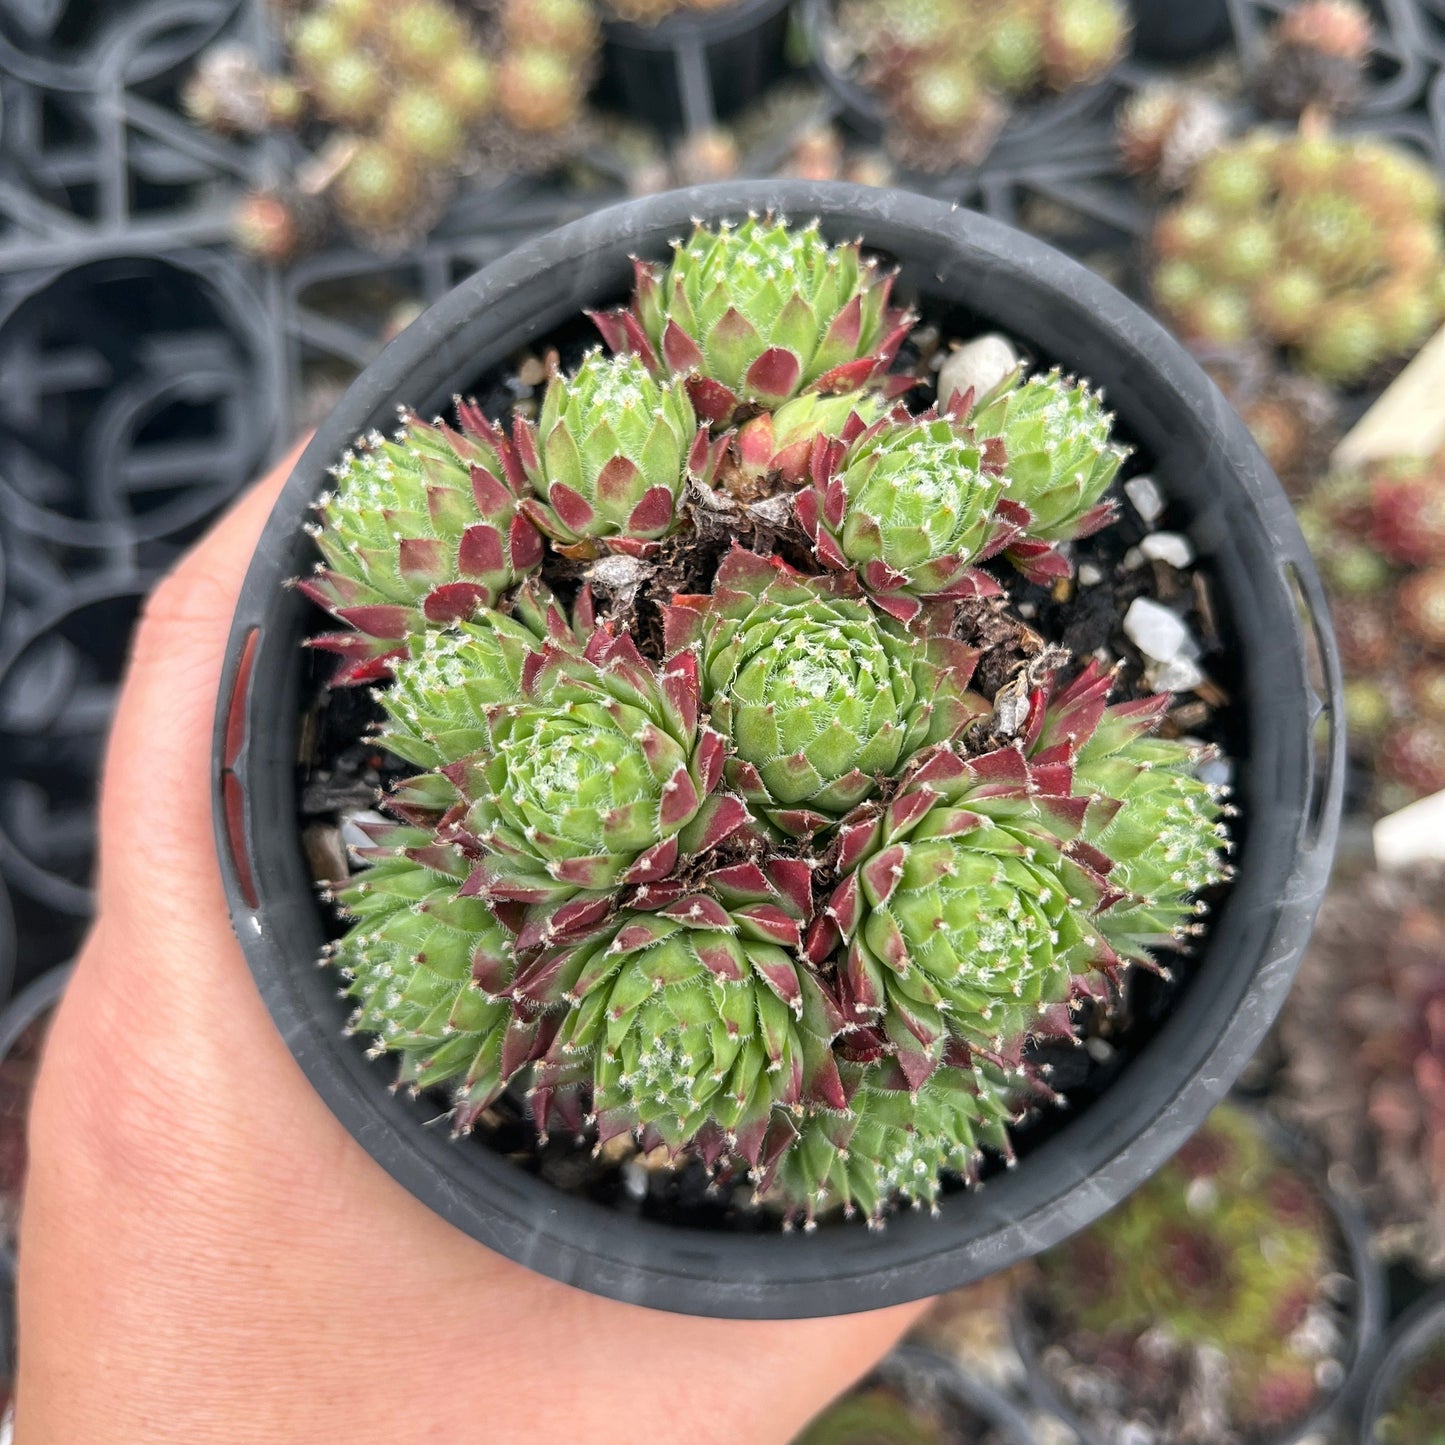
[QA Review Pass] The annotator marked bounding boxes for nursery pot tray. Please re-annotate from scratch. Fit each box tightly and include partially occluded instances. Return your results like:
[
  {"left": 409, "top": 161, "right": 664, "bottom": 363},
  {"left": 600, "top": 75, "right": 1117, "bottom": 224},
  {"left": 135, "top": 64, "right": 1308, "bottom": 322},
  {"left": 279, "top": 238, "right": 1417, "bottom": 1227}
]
[{"left": 214, "top": 181, "right": 1342, "bottom": 1319}]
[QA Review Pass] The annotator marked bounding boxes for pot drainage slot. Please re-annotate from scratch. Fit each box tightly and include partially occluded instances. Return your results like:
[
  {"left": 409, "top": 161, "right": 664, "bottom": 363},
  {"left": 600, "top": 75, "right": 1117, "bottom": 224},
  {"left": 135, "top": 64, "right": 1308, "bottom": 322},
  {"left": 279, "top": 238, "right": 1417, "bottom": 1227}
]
[
  {"left": 1284, "top": 562, "right": 1339, "bottom": 854},
  {"left": 219, "top": 627, "right": 259, "bottom": 910}
]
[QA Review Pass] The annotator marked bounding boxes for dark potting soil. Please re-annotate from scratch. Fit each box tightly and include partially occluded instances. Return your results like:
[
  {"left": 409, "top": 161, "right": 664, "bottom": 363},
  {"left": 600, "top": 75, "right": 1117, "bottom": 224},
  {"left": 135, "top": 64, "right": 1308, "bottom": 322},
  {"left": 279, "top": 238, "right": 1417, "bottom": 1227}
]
[{"left": 292, "top": 274, "right": 1241, "bottom": 1232}]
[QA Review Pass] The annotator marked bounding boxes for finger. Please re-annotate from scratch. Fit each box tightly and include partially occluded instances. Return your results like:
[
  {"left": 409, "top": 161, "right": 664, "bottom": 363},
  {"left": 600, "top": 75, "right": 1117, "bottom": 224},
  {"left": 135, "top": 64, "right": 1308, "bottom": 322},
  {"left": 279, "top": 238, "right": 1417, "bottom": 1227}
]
[{"left": 98, "top": 439, "right": 310, "bottom": 910}]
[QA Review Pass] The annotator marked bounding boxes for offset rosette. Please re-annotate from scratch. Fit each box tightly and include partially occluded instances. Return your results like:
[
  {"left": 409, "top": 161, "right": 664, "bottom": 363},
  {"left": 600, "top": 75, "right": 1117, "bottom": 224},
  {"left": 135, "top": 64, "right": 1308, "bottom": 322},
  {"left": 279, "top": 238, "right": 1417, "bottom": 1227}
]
[
  {"left": 517, "top": 350, "right": 706, "bottom": 556},
  {"left": 757, "top": 1037, "right": 1025, "bottom": 1225},
  {"left": 796, "top": 407, "right": 1018, "bottom": 620},
  {"left": 518, "top": 859, "right": 846, "bottom": 1163},
  {"left": 327, "top": 823, "right": 547, "bottom": 1132},
  {"left": 379, "top": 580, "right": 594, "bottom": 770},
  {"left": 733, "top": 391, "right": 890, "bottom": 487},
  {"left": 803, "top": 744, "right": 1115, "bottom": 1090},
  {"left": 967, "top": 369, "right": 1127, "bottom": 581},
  {"left": 452, "top": 628, "right": 747, "bottom": 943},
  {"left": 667, "top": 550, "right": 988, "bottom": 838},
  {"left": 591, "top": 215, "right": 914, "bottom": 425},
  {"left": 301, "top": 403, "right": 544, "bottom": 682}
]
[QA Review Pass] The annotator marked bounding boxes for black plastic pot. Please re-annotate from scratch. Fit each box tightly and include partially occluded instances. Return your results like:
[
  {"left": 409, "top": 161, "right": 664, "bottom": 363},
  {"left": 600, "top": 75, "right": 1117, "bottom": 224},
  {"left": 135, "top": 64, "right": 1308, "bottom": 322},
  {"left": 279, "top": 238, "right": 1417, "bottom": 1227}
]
[
  {"left": 1131, "top": 0, "right": 1233, "bottom": 63},
  {"left": 876, "top": 1346, "right": 1037, "bottom": 1444},
  {"left": 214, "top": 179, "right": 1342, "bottom": 1319},
  {"left": 802, "top": 0, "right": 1117, "bottom": 172},
  {"left": 1359, "top": 1290, "right": 1445, "bottom": 1445},
  {"left": 595, "top": 0, "right": 795, "bottom": 135},
  {"left": 1011, "top": 1113, "right": 1386, "bottom": 1445}
]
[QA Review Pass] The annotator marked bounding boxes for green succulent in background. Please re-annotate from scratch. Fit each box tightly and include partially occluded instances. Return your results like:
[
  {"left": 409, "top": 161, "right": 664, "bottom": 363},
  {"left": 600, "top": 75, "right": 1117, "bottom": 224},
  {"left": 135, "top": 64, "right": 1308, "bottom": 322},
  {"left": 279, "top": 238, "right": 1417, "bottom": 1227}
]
[
  {"left": 591, "top": 216, "right": 914, "bottom": 424},
  {"left": 1151, "top": 127, "right": 1445, "bottom": 385},
  {"left": 794, "top": 1387, "right": 947, "bottom": 1445},
  {"left": 668, "top": 549, "right": 989, "bottom": 838},
  {"left": 1031, "top": 1103, "right": 1337, "bottom": 1432},
  {"left": 968, "top": 368, "right": 1128, "bottom": 581},
  {"left": 300, "top": 403, "right": 543, "bottom": 683},
  {"left": 328, "top": 824, "right": 545, "bottom": 1132},
  {"left": 797, "top": 411, "right": 1017, "bottom": 619},
  {"left": 517, "top": 350, "right": 704, "bottom": 556}
]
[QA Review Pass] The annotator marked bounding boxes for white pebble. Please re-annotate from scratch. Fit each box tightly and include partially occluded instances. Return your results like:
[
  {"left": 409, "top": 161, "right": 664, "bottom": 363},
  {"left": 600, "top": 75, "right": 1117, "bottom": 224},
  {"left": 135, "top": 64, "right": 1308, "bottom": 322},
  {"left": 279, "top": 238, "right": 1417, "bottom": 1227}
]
[
  {"left": 1147, "top": 655, "right": 1206, "bottom": 693},
  {"left": 1198, "top": 755, "right": 1232, "bottom": 789},
  {"left": 1077, "top": 562, "right": 1105, "bottom": 586},
  {"left": 622, "top": 1161, "right": 649, "bottom": 1201},
  {"left": 341, "top": 809, "right": 389, "bottom": 853},
  {"left": 1139, "top": 531, "right": 1194, "bottom": 568},
  {"left": 936, "top": 333, "right": 1019, "bottom": 409},
  {"left": 1125, "top": 474, "right": 1166, "bottom": 523},
  {"left": 1124, "top": 597, "right": 1199, "bottom": 663},
  {"left": 1373, "top": 787, "right": 1445, "bottom": 870},
  {"left": 1122, "top": 546, "right": 1146, "bottom": 572}
]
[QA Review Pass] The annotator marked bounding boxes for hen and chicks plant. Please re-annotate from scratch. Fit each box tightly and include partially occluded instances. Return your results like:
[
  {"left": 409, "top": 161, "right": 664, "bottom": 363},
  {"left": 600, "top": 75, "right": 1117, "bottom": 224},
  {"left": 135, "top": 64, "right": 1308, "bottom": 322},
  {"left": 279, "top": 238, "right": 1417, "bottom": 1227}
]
[
  {"left": 1030, "top": 1104, "right": 1343, "bottom": 1433},
  {"left": 834, "top": 0, "right": 1129, "bottom": 170},
  {"left": 304, "top": 214, "right": 1232, "bottom": 1225},
  {"left": 1151, "top": 125, "right": 1445, "bottom": 386},
  {"left": 1295, "top": 449, "right": 1445, "bottom": 808}
]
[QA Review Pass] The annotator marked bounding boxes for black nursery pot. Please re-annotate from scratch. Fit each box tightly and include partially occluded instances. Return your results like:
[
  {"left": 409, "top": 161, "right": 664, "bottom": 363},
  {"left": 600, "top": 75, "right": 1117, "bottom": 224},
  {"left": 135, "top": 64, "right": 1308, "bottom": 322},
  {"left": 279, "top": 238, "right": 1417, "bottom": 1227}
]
[
  {"left": 1128, "top": 0, "right": 1233, "bottom": 65},
  {"left": 1359, "top": 1291, "right": 1445, "bottom": 1444},
  {"left": 594, "top": 0, "right": 795, "bottom": 135},
  {"left": 213, "top": 180, "right": 1343, "bottom": 1320}
]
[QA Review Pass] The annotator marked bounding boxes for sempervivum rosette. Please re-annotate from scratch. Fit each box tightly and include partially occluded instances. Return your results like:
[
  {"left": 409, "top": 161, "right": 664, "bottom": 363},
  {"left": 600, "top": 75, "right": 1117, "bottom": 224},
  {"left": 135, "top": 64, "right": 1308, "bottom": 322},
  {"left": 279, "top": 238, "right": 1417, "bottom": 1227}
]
[
  {"left": 591, "top": 215, "right": 915, "bottom": 425},
  {"left": 796, "top": 402, "right": 1019, "bottom": 620},
  {"left": 517, "top": 859, "right": 845, "bottom": 1165},
  {"left": 517, "top": 350, "right": 707, "bottom": 557},
  {"left": 967, "top": 368, "right": 1128, "bottom": 581},
  {"left": 301, "top": 402, "right": 543, "bottom": 682},
  {"left": 667, "top": 549, "right": 989, "bottom": 838},
  {"left": 304, "top": 212, "right": 1236, "bottom": 1230}
]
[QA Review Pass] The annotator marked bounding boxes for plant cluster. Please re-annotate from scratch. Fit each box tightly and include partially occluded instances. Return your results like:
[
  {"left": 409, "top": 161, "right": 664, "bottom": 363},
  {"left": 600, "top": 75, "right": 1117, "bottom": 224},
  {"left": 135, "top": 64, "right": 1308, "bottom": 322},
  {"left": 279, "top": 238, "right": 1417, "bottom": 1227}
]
[
  {"left": 1257, "top": 0, "right": 1375, "bottom": 119},
  {"left": 1151, "top": 125, "right": 1445, "bottom": 386},
  {"left": 303, "top": 215, "right": 1232, "bottom": 1225},
  {"left": 834, "top": 0, "right": 1129, "bottom": 171},
  {"left": 1376, "top": 1331, "right": 1445, "bottom": 1445},
  {"left": 188, "top": 0, "right": 601, "bottom": 251},
  {"left": 1280, "top": 865, "right": 1445, "bottom": 1277},
  {"left": 1295, "top": 449, "right": 1445, "bottom": 808},
  {"left": 1030, "top": 1104, "right": 1343, "bottom": 1436}
]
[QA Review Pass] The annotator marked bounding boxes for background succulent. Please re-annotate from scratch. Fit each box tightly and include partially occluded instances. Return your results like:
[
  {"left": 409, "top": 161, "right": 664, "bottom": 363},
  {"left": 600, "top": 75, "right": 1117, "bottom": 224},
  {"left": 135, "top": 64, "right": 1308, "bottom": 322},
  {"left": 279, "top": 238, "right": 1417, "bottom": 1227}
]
[
  {"left": 1151, "top": 127, "right": 1444, "bottom": 385},
  {"left": 1280, "top": 865, "right": 1445, "bottom": 1277},
  {"left": 836, "top": 0, "right": 1128, "bottom": 171},
  {"left": 1029, "top": 1103, "right": 1342, "bottom": 1434},
  {"left": 1258, "top": 0, "right": 1374, "bottom": 119}
]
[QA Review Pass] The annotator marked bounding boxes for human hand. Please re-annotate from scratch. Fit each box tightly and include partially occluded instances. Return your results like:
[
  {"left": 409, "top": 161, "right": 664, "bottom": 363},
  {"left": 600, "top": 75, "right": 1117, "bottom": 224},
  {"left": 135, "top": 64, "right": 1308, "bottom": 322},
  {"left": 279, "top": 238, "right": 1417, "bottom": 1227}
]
[{"left": 15, "top": 446, "right": 926, "bottom": 1445}]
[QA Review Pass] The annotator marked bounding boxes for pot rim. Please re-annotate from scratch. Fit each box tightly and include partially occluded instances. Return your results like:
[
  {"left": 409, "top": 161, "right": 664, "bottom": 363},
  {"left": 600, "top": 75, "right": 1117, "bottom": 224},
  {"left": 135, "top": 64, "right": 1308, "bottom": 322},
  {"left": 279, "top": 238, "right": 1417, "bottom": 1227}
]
[
  {"left": 213, "top": 179, "right": 1342, "bottom": 1318},
  {"left": 1359, "top": 1288, "right": 1445, "bottom": 1442}
]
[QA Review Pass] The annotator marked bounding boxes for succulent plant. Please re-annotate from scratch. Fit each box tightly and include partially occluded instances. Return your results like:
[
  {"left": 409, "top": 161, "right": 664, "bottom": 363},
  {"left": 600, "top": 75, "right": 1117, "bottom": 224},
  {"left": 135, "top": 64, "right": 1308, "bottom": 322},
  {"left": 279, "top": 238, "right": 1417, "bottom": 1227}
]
[
  {"left": 1152, "top": 128, "right": 1445, "bottom": 385},
  {"left": 1376, "top": 1335, "right": 1445, "bottom": 1445},
  {"left": 1115, "top": 84, "right": 1229, "bottom": 191},
  {"left": 968, "top": 368, "right": 1127, "bottom": 579},
  {"left": 796, "top": 408, "right": 1017, "bottom": 616},
  {"left": 1399, "top": 568, "right": 1445, "bottom": 653},
  {"left": 592, "top": 216, "right": 914, "bottom": 426},
  {"left": 299, "top": 402, "right": 543, "bottom": 682},
  {"left": 1030, "top": 1103, "right": 1341, "bottom": 1434},
  {"left": 502, "top": 0, "right": 599, "bottom": 55},
  {"left": 308, "top": 216, "right": 1234, "bottom": 1227},
  {"left": 520, "top": 858, "right": 840, "bottom": 1163},
  {"left": 333, "top": 140, "right": 423, "bottom": 235},
  {"left": 668, "top": 549, "right": 989, "bottom": 838},
  {"left": 1259, "top": 0, "right": 1374, "bottom": 119},
  {"left": 1280, "top": 866, "right": 1445, "bottom": 1276},
  {"left": 838, "top": 0, "right": 1127, "bottom": 170},
  {"left": 794, "top": 1384, "right": 947, "bottom": 1445},
  {"left": 516, "top": 351, "right": 704, "bottom": 556},
  {"left": 328, "top": 824, "right": 545, "bottom": 1130},
  {"left": 497, "top": 48, "right": 585, "bottom": 134}
]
